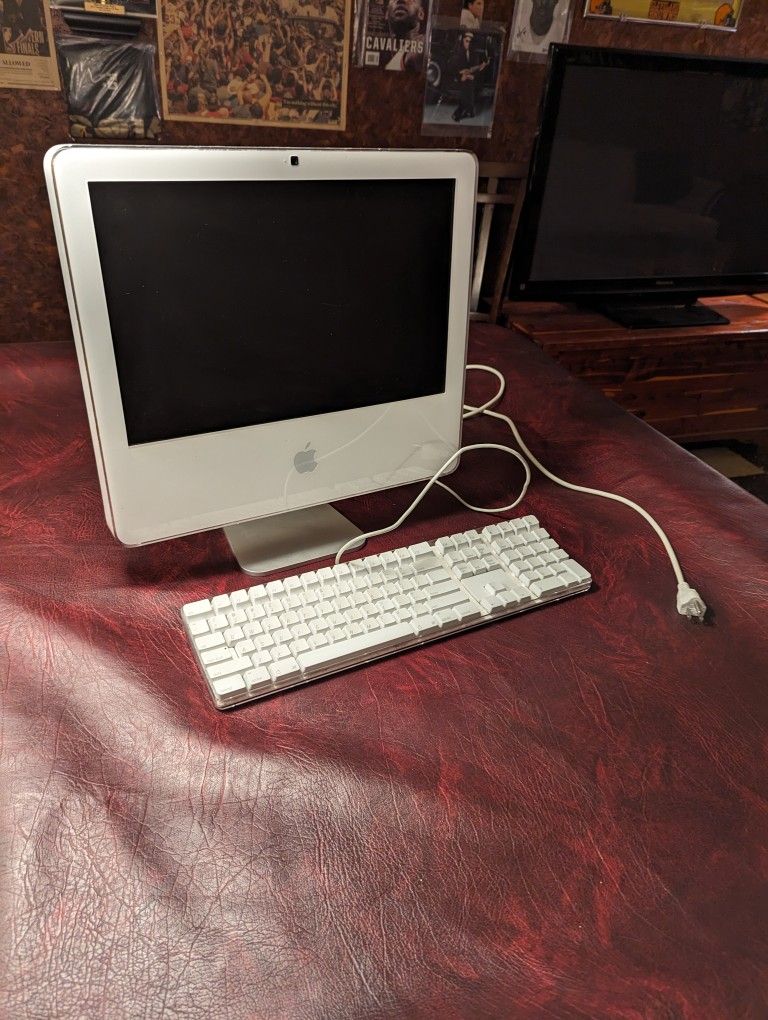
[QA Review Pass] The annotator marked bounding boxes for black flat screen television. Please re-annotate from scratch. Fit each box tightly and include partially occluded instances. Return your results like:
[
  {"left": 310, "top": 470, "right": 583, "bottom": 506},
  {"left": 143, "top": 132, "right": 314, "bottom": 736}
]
[{"left": 508, "top": 45, "right": 768, "bottom": 328}]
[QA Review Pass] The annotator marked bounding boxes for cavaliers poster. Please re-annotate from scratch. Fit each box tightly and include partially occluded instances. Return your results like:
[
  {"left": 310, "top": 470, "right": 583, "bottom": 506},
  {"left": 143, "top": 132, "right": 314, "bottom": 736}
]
[{"left": 585, "top": 0, "right": 742, "bottom": 29}]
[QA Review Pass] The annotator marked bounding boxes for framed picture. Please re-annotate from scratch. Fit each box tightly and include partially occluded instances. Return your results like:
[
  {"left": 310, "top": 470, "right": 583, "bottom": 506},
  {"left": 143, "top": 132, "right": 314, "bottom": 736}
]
[
  {"left": 584, "top": 0, "right": 742, "bottom": 31},
  {"left": 508, "top": 0, "right": 573, "bottom": 61},
  {"left": 158, "top": 0, "right": 351, "bottom": 130}
]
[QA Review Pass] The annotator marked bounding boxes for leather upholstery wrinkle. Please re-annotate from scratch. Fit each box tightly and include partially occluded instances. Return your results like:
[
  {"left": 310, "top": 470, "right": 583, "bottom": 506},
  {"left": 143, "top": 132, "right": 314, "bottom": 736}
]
[{"left": 1, "top": 329, "right": 766, "bottom": 1019}]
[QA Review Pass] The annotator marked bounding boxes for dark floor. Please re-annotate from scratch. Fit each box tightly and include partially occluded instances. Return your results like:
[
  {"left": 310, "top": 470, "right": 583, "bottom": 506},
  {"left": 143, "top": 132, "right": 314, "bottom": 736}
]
[{"left": 683, "top": 439, "right": 768, "bottom": 504}]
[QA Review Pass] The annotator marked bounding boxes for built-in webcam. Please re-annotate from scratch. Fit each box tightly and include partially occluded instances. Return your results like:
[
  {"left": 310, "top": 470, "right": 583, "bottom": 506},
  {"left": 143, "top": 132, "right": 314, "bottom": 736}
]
[{"left": 290, "top": 156, "right": 299, "bottom": 166}]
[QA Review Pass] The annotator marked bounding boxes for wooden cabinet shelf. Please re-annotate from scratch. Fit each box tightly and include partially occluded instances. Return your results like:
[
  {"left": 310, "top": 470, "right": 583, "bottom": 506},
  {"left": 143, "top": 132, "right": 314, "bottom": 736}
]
[{"left": 503, "top": 295, "right": 768, "bottom": 442}]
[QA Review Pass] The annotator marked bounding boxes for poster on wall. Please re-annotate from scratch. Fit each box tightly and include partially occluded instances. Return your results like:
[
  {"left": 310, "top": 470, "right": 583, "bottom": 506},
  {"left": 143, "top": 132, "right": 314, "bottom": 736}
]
[
  {"left": 50, "top": 0, "right": 157, "bottom": 17},
  {"left": 158, "top": 0, "right": 351, "bottom": 130},
  {"left": 421, "top": 17, "right": 504, "bottom": 138},
  {"left": 0, "top": 0, "right": 59, "bottom": 90},
  {"left": 354, "top": 0, "right": 431, "bottom": 70},
  {"left": 508, "top": 0, "right": 574, "bottom": 61},
  {"left": 57, "top": 37, "right": 161, "bottom": 139},
  {"left": 584, "top": 0, "right": 742, "bottom": 30}
]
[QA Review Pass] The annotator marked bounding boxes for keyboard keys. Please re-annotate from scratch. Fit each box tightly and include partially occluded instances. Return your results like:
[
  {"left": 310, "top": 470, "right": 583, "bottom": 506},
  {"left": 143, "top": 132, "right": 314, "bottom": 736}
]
[
  {"left": 183, "top": 598, "right": 212, "bottom": 619},
  {"left": 530, "top": 576, "right": 567, "bottom": 598},
  {"left": 269, "top": 655, "right": 301, "bottom": 683},
  {"left": 195, "top": 632, "right": 226, "bottom": 651},
  {"left": 453, "top": 602, "right": 482, "bottom": 623},
  {"left": 297, "top": 622, "right": 413, "bottom": 675},
  {"left": 429, "top": 590, "right": 469, "bottom": 613},
  {"left": 562, "top": 559, "right": 591, "bottom": 584},
  {"left": 200, "top": 646, "right": 232, "bottom": 666},
  {"left": 244, "top": 666, "right": 272, "bottom": 691},
  {"left": 211, "top": 674, "right": 247, "bottom": 704},
  {"left": 206, "top": 656, "right": 253, "bottom": 680},
  {"left": 183, "top": 513, "right": 591, "bottom": 708}
]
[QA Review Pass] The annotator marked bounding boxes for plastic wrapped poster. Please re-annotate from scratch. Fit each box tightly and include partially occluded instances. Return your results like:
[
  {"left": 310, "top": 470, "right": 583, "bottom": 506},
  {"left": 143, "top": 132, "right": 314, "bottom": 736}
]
[
  {"left": 0, "top": 0, "right": 59, "bottom": 90},
  {"left": 584, "top": 0, "right": 742, "bottom": 30},
  {"left": 508, "top": 0, "right": 574, "bottom": 62},
  {"left": 421, "top": 17, "right": 504, "bottom": 139},
  {"left": 56, "top": 37, "right": 161, "bottom": 139},
  {"left": 158, "top": 0, "right": 350, "bottom": 130},
  {"left": 354, "top": 0, "right": 431, "bottom": 71}
]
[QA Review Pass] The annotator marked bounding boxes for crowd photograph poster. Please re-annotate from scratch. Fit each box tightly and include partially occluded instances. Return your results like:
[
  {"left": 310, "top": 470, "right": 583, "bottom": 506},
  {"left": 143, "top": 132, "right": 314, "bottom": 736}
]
[
  {"left": 585, "top": 0, "right": 742, "bottom": 29},
  {"left": 158, "top": 0, "right": 351, "bottom": 129}
]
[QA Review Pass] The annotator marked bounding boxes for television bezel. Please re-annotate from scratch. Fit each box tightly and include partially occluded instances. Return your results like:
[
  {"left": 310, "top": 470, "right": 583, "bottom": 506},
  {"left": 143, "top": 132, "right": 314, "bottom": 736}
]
[
  {"left": 508, "top": 44, "right": 768, "bottom": 303},
  {"left": 45, "top": 145, "right": 476, "bottom": 546}
]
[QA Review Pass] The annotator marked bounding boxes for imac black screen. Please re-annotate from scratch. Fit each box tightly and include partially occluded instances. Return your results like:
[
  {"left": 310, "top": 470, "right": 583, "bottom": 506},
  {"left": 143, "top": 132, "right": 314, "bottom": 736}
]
[{"left": 89, "top": 179, "right": 454, "bottom": 446}]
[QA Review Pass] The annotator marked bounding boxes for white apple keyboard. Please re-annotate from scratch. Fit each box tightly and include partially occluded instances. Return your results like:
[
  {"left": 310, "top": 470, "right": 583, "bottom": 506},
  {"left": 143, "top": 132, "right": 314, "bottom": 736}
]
[{"left": 181, "top": 514, "right": 591, "bottom": 709}]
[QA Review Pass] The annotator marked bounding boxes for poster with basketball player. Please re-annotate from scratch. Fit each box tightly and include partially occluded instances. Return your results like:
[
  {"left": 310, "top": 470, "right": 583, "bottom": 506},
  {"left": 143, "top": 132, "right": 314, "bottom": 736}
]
[
  {"left": 584, "top": 0, "right": 742, "bottom": 30},
  {"left": 507, "top": 0, "right": 574, "bottom": 61},
  {"left": 355, "top": 0, "right": 431, "bottom": 69},
  {"left": 0, "top": 0, "right": 59, "bottom": 90}
]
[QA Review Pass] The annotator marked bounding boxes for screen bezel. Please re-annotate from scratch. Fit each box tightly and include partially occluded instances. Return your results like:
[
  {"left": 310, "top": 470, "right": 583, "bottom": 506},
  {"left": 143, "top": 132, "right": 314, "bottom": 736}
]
[
  {"left": 509, "top": 44, "right": 768, "bottom": 302},
  {"left": 46, "top": 146, "right": 476, "bottom": 546}
]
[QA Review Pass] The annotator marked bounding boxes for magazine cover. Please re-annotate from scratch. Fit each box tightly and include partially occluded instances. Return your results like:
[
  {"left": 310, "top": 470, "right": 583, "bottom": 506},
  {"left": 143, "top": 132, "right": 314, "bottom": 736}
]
[
  {"left": 422, "top": 17, "right": 504, "bottom": 138},
  {"left": 356, "top": 0, "right": 430, "bottom": 70},
  {"left": 158, "top": 0, "right": 351, "bottom": 130},
  {"left": 585, "top": 0, "right": 741, "bottom": 29},
  {"left": 0, "top": 0, "right": 59, "bottom": 90}
]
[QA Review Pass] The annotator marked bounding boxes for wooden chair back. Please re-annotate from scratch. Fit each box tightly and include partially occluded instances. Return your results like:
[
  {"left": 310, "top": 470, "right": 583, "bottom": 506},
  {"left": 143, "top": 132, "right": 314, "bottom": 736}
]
[{"left": 470, "top": 161, "right": 528, "bottom": 324}]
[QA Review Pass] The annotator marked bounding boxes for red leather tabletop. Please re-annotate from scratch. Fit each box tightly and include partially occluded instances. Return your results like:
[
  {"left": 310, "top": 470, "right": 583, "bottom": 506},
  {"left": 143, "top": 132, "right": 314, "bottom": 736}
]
[{"left": 2, "top": 326, "right": 767, "bottom": 1018}]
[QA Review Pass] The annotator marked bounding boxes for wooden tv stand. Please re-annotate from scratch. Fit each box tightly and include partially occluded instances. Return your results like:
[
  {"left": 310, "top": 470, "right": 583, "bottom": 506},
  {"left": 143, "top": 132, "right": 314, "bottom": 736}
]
[{"left": 503, "top": 295, "right": 768, "bottom": 442}]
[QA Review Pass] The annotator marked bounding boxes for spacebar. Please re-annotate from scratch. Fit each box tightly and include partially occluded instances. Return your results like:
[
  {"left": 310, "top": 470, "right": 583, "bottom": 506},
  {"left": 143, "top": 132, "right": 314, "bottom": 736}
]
[{"left": 296, "top": 623, "right": 414, "bottom": 675}]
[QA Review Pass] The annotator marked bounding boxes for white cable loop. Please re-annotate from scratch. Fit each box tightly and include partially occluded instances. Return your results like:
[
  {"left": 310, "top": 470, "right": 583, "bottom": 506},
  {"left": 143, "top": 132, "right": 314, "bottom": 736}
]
[
  {"left": 334, "top": 362, "right": 706, "bottom": 621},
  {"left": 464, "top": 365, "right": 705, "bottom": 620},
  {"left": 334, "top": 443, "right": 531, "bottom": 565}
]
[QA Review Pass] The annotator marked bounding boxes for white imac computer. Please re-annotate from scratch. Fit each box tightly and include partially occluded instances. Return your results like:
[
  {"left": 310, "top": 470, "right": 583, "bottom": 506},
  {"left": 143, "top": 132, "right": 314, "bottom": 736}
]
[{"left": 44, "top": 146, "right": 477, "bottom": 574}]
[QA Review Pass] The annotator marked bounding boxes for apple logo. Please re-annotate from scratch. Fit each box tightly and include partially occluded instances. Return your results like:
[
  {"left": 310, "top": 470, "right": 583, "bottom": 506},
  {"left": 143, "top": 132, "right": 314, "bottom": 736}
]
[{"left": 294, "top": 443, "right": 317, "bottom": 473}]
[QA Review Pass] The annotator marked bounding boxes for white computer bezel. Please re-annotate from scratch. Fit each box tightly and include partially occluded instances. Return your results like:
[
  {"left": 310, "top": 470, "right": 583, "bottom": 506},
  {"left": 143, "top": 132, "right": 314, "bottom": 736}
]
[{"left": 45, "top": 145, "right": 477, "bottom": 546}]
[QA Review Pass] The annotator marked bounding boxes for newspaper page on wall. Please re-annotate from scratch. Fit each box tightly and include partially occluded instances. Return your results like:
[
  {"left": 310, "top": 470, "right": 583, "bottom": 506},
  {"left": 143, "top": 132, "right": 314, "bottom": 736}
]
[
  {"left": 355, "top": 0, "right": 431, "bottom": 71},
  {"left": 584, "top": 0, "right": 742, "bottom": 30},
  {"left": 0, "top": 0, "right": 59, "bottom": 90},
  {"left": 159, "top": 0, "right": 351, "bottom": 129},
  {"left": 422, "top": 17, "right": 504, "bottom": 138}
]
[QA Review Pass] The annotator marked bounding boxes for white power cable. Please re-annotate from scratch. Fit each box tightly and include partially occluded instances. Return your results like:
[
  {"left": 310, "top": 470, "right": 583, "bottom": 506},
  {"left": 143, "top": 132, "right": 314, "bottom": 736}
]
[
  {"left": 465, "top": 364, "right": 706, "bottom": 622},
  {"left": 334, "top": 443, "right": 531, "bottom": 565},
  {"left": 334, "top": 362, "right": 706, "bottom": 622}
]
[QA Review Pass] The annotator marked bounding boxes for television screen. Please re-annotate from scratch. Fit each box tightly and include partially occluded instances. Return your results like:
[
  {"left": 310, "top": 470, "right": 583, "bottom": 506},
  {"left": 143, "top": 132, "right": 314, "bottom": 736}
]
[{"left": 511, "top": 46, "right": 768, "bottom": 299}]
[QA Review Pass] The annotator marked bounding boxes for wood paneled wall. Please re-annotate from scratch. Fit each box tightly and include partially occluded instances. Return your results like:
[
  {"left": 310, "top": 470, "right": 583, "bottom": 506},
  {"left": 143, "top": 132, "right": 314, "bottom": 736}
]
[{"left": 2, "top": 0, "right": 767, "bottom": 342}]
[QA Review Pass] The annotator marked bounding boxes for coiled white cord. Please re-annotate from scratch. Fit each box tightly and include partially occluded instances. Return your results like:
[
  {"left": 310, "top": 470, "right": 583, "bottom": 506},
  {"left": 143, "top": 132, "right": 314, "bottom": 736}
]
[
  {"left": 334, "top": 443, "right": 531, "bottom": 563},
  {"left": 335, "top": 362, "right": 706, "bottom": 622}
]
